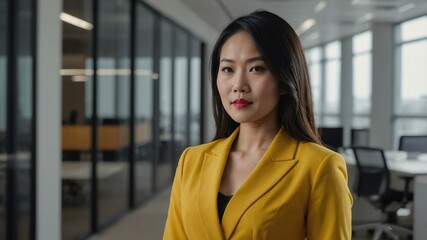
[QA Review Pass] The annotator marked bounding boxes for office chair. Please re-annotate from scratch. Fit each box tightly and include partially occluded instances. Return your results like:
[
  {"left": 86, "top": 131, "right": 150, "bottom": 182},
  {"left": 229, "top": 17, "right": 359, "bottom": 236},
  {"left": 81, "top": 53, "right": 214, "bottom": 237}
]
[
  {"left": 318, "top": 127, "right": 343, "bottom": 152},
  {"left": 398, "top": 135, "right": 427, "bottom": 153},
  {"left": 351, "top": 147, "right": 413, "bottom": 240},
  {"left": 351, "top": 128, "right": 369, "bottom": 147}
]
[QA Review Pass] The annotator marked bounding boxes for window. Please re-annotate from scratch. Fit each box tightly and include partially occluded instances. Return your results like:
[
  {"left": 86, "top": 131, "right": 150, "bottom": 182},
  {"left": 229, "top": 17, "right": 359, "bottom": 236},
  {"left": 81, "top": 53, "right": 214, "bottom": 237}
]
[
  {"left": 306, "top": 41, "right": 342, "bottom": 127},
  {"left": 323, "top": 41, "right": 341, "bottom": 126},
  {"left": 394, "top": 16, "right": 427, "bottom": 144},
  {"left": 306, "top": 47, "right": 322, "bottom": 118},
  {"left": 352, "top": 31, "right": 372, "bottom": 128}
]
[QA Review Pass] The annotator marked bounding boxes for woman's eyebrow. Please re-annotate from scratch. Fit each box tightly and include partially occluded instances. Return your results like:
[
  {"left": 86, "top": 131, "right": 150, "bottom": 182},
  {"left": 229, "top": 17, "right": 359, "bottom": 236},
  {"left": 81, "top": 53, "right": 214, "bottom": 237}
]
[
  {"left": 220, "top": 56, "right": 264, "bottom": 63},
  {"left": 247, "top": 56, "right": 264, "bottom": 63}
]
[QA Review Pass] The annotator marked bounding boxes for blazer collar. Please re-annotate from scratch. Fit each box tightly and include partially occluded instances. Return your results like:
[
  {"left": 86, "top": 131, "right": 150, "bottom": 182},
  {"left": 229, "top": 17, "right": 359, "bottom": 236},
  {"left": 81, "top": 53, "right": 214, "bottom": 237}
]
[{"left": 198, "top": 127, "right": 299, "bottom": 239}]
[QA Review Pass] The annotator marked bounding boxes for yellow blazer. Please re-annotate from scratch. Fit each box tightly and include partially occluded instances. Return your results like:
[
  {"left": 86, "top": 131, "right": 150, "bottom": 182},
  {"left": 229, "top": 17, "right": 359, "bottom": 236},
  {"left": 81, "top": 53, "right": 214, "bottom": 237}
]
[{"left": 164, "top": 128, "right": 352, "bottom": 239}]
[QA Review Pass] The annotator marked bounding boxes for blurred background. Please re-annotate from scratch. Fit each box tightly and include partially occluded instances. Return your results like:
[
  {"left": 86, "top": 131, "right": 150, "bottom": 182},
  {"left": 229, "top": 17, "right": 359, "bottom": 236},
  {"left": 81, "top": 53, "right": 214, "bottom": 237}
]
[{"left": 1, "top": 0, "right": 427, "bottom": 239}]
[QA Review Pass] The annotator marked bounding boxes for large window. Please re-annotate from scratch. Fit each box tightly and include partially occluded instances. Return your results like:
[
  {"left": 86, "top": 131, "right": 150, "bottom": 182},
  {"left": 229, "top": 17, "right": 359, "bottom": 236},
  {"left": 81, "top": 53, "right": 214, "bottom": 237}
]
[
  {"left": 306, "top": 47, "right": 322, "bottom": 121},
  {"left": 394, "top": 16, "right": 427, "bottom": 144},
  {"left": 307, "top": 41, "right": 341, "bottom": 127},
  {"left": 323, "top": 41, "right": 341, "bottom": 126},
  {"left": 352, "top": 31, "right": 372, "bottom": 128}
]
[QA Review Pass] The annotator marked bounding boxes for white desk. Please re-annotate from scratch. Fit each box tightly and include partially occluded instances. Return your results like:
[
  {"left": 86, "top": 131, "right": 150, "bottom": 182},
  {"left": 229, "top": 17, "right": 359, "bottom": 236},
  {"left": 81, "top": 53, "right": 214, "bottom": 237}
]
[
  {"left": 342, "top": 150, "right": 427, "bottom": 176},
  {"left": 62, "top": 161, "right": 124, "bottom": 181}
]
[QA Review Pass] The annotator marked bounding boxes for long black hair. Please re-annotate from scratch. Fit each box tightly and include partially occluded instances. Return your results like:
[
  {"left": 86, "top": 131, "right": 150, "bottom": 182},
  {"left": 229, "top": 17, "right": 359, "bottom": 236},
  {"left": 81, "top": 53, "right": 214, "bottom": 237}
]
[{"left": 210, "top": 10, "right": 321, "bottom": 144}]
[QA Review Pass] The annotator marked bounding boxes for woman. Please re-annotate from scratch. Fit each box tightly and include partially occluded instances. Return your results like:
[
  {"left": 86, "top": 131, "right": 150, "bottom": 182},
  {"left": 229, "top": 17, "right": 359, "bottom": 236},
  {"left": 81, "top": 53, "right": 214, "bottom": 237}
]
[{"left": 164, "top": 10, "right": 352, "bottom": 240}]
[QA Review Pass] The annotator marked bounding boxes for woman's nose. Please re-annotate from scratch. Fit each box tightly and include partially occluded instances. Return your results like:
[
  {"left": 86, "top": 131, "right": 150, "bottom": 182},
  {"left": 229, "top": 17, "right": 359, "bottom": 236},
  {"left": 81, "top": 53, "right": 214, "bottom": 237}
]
[{"left": 232, "top": 74, "right": 249, "bottom": 93}]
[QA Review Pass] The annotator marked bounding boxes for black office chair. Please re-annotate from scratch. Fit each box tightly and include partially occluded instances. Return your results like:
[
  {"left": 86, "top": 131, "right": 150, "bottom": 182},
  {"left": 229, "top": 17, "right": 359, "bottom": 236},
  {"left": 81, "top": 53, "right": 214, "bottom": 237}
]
[
  {"left": 398, "top": 135, "right": 427, "bottom": 153},
  {"left": 351, "top": 128, "right": 369, "bottom": 147},
  {"left": 351, "top": 147, "right": 413, "bottom": 239},
  {"left": 318, "top": 127, "right": 343, "bottom": 152}
]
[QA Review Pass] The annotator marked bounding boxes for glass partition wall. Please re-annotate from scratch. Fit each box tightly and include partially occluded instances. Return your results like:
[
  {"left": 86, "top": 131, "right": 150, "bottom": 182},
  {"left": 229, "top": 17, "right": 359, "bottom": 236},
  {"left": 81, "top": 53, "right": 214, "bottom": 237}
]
[
  {"left": 61, "top": 0, "right": 205, "bottom": 238},
  {"left": 173, "top": 29, "right": 189, "bottom": 165},
  {"left": 97, "top": 0, "right": 131, "bottom": 227},
  {"left": 189, "top": 39, "right": 202, "bottom": 146},
  {"left": 0, "top": 0, "right": 7, "bottom": 238},
  {"left": 61, "top": 0, "right": 93, "bottom": 239},
  {"left": 134, "top": 3, "right": 155, "bottom": 205},
  {"left": 157, "top": 19, "right": 174, "bottom": 189},
  {"left": 0, "top": 0, "right": 36, "bottom": 239}
]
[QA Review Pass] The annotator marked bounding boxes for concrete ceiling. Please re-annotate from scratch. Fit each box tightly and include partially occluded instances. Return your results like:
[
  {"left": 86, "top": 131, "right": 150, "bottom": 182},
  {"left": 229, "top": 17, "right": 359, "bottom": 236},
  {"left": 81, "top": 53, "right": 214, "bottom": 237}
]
[{"left": 178, "top": 0, "right": 427, "bottom": 48}]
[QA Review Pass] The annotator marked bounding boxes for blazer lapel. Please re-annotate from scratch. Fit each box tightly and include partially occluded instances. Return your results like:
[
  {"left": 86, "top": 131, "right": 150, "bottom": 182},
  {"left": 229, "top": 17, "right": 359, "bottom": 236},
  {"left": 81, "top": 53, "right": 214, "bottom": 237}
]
[
  {"left": 221, "top": 128, "right": 300, "bottom": 239},
  {"left": 198, "top": 128, "right": 240, "bottom": 240}
]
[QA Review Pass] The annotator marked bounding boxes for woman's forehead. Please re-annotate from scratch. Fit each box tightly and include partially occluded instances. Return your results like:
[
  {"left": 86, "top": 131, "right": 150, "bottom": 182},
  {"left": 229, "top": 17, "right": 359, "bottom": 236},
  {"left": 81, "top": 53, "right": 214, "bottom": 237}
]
[{"left": 220, "top": 31, "right": 261, "bottom": 61}]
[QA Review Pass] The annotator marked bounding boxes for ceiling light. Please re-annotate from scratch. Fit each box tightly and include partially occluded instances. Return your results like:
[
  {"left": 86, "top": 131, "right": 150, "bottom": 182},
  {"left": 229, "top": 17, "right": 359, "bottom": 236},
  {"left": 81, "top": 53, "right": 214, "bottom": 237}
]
[
  {"left": 398, "top": 3, "right": 415, "bottom": 13},
  {"left": 315, "top": 1, "right": 327, "bottom": 13},
  {"left": 352, "top": 0, "right": 406, "bottom": 7},
  {"left": 297, "top": 18, "right": 316, "bottom": 35},
  {"left": 60, "top": 12, "right": 93, "bottom": 30}
]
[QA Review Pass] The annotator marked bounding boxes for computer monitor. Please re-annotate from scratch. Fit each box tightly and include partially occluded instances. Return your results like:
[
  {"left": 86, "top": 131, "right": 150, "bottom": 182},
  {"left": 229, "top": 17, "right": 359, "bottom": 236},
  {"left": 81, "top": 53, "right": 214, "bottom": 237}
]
[{"left": 318, "top": 127, "right": 343, "bottom": 152}]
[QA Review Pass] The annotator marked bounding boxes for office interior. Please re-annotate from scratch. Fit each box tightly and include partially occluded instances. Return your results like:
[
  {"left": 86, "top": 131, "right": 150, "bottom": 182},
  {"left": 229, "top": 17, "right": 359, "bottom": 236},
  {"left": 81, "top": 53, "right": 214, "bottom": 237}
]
[{"left": 0, "top": 0, "right": 427, "bottom": 239}]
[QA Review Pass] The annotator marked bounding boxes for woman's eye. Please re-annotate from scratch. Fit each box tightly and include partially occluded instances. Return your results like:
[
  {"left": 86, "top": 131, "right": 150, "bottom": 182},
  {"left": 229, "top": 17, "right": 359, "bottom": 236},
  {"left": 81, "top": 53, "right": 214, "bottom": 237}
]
[
  {"left": 221, "top": 67, "right": 233, "bottom": 73},
  {"left": 250, "top": 66, "right": 265, "bottom": 72}
]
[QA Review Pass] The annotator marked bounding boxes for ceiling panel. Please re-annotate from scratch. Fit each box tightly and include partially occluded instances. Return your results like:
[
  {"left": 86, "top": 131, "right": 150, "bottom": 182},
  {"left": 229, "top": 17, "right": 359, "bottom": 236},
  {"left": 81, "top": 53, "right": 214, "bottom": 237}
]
[{"left": 178, "top": 0, "right": 427, "bottom": 47}]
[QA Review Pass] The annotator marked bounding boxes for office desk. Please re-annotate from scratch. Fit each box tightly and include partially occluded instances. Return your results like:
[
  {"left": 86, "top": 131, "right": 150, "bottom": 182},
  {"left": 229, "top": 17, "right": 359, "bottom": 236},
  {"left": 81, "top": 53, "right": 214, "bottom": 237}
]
[
  {"left": 61, "top": 161, "right": 125, "bottom": 203},
  {"left": 62, "top": 123, "right": 152, "bottom": 151},
  {"left": 342, "top": 150, "right": 427, "bottom": 176},
  {"left": 62, "top": 161, "right": 124, "bottom": 181}
]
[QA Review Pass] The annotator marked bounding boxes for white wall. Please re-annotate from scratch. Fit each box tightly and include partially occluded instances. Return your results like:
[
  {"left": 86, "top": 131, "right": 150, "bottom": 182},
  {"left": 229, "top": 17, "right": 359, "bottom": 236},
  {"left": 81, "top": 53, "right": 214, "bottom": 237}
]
[{"left": 37, "top": 0, "right": 62, "bottom": 239}]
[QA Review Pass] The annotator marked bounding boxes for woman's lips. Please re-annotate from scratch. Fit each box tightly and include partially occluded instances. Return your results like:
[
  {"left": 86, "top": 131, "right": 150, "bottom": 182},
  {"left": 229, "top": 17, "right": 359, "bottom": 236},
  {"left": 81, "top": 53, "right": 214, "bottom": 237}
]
[{"left": 232, "top": 99, "right": 252, "bottom": 109}]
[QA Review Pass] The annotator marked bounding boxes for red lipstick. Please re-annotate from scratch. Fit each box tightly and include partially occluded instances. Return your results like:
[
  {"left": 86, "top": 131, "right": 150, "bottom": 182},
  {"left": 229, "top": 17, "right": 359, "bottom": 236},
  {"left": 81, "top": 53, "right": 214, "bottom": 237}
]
[{"left": 232, "top": 99, "right": 252, "bottom": 109}]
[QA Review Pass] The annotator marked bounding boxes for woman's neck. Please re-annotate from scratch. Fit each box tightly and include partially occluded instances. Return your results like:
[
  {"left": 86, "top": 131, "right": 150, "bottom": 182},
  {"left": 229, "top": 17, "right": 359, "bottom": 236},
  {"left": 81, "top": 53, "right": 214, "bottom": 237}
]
[{"left": 234, "top": 122, "right": 280, "bottom": 153}]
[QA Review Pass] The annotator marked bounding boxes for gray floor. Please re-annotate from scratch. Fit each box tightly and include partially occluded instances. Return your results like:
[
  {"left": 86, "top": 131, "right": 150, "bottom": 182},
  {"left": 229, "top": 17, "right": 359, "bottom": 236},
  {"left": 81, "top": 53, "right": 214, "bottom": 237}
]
[{"left": 89, "top": 187, "right": 171, "bottom": 240}]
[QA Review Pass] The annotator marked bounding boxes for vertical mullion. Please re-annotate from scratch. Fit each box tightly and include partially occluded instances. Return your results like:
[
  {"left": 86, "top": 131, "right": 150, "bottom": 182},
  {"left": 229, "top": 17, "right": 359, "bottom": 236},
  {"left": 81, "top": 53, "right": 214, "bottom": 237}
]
[
  {"left": 91, "top": 0, "right": 99, "bottom": 233},
  {"left": 186, "top": 34, "right": 191, "bottom": 148},
  {"left": 6, "top": 0, "right": 17, "bottom": 238},
  {"left": 129, "top": 0, "right": 136, "bottom": 209},
  {"left": 170, "top": 29, "right": 176, "bottom": 171},
  {"left": 31, "top": 0, "right": 37, "bottom": 238},
  {"left": 200, "top": 42, "right": 205, "bottom": 143},
  {"left": 152, "top": 13, "right": 161, "bottom": 192}
]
